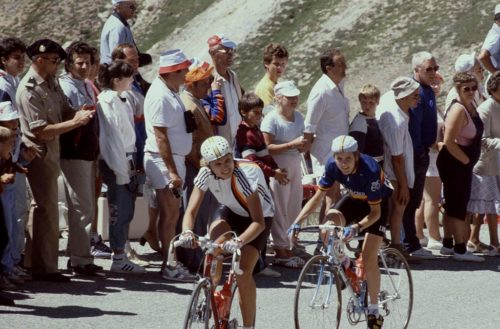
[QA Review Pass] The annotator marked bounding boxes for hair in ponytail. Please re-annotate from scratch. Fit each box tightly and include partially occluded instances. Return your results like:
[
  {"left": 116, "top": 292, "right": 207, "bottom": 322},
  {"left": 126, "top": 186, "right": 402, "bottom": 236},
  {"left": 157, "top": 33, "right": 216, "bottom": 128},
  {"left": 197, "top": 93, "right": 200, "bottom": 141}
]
[{"left": 98, "top": 60, "right": 134, "bottom": 90}]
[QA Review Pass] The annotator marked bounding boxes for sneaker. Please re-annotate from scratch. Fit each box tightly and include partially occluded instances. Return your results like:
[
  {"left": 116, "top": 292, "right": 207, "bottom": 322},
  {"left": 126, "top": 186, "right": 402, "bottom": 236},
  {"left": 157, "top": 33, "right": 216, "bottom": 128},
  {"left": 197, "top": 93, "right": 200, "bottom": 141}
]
[
  {"left": 453, "top": 251, "right": 485, "bottom": 262},
  {"left": 0, "top": 275, "right": 18, "bottom": 290},
  {"left": 6, "top": 272, "right": 24, "bottom": 285},
  {"left": 409, "top": 248, "right": 434, "bottom": 259},
  {"left": 257, "top": 266, "right": 281, "bottom": 278},
  {"left": 367, "top": 314, "right": 384, "bottom": 329},
  {"left": 72, "top": 264, "right": 105, "bottom": 277},
  {"left": 90, "top": 235, "right": 112, "bottom": 259},
  {"left": 440, "top": 246, "right": 454, "bottom": 256},
  {"left": 387, "top": 243, "right": 420, "bottom": 264},
  {"left": 161, "top": 263, "right": 196, "bottom": 282},
  {"left": 419, "top": 236, "right": 428, "bottom": 247},
  {"left": 127, "top": 249, "right": 150, "bottom": 267},
  {"left": 427, "top": 238, "right": 443, "bottom": 250},
  {"left": 110, "top": 257, "right": 146, "bottom": 274}
]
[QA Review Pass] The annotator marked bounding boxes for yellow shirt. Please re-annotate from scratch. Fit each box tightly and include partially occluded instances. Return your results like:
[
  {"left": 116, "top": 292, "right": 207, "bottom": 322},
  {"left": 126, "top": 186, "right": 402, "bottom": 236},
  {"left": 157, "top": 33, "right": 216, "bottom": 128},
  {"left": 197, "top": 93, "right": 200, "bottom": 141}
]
[{"left": 254, "top": 74, "right": 275, "bottom": 106}]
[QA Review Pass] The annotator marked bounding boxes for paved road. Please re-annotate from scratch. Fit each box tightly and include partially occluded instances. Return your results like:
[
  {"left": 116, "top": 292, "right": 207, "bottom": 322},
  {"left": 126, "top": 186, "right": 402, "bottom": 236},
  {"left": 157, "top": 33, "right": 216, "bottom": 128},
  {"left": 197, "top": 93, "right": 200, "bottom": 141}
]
[{"left": 1, "top": 228, "right": 499, "bottom": 329}]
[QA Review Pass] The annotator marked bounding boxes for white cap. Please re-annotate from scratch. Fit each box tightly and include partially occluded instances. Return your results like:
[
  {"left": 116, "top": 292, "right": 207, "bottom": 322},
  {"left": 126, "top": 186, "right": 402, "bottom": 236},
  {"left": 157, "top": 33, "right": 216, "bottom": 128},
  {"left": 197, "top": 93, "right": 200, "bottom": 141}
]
[
  {"left": 207, "top": 34, "right": 237, "bottom": 49},
  {"left": 112, "top": 0, "right": 131, "bottom": 4},
  {"left": 159, "top": 49, "right": 191, "bottom": 74},
  {"left": 201, "top": 136, "right": 232, "bottom": 163},
  {"left": 454, "top": 53, "right": 476, "bottom": 73},
  {"left": 331, "top": 135, "right": 358, "bottom": 154},
  {"left": 0, "top": 101, "right": 19, "bottom": 121},
  {"left": 390, "top": 76, "right": 420, "bottom": 99},
  {"left": 274, "top": 80, "right": 300, "bottom": 97},
  {"left": 495, "top": 4, "right": 500, "bottom": 15}
]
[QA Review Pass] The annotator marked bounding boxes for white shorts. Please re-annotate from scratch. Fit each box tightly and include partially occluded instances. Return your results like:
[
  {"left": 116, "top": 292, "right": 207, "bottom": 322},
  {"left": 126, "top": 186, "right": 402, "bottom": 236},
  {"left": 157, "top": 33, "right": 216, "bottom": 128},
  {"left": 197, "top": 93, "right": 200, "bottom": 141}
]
[{"left": 144, "top": 152, "right": 186, "bottom": 190}]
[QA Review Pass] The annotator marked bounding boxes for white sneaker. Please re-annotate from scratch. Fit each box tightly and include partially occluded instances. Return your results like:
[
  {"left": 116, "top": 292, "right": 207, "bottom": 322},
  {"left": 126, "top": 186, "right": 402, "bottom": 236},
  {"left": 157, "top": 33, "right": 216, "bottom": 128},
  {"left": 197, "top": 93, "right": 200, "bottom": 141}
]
[
  {"left": 111, "top": 257, "right": 147, "bottom": 274},
  {"left": 161, "top": 263, "right": 196, "bottom": 282},
  {"left": 419, "top": 237, "right": 428, "bottom": 247},
  {"left": 257, "top": 266, "right": 281, "bottom": 278},
  {"left": 427, "top": 238, "right": 443, "bottom": 250},
  {"left": 440, "top": 246, "right": 454, "bottom": 256},
  {"left": 410, "top": 248, "right": 434, "bottom": 259},
  {"left": 453, "top": 251, "right": 485, "bottom": 262}
]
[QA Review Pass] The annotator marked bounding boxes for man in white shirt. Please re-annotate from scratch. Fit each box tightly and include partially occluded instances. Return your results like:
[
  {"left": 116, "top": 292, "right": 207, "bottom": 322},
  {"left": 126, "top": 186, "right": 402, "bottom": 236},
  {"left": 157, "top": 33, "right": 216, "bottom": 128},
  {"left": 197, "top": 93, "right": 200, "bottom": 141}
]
[
  {"left": 304, "top": 48, "right": 350, "bottom": 213},
  {"left": 479, "top": 4, "right": 500, "bottom": 74},
  {"left": 143, "top": 49, "right": 195, "bottom": 282},
  {"left": 377, "top": 77, "right": 420, "bottom": 259},
  {"left": 208, "top": 34, "right": 243, "bottom": 148}
]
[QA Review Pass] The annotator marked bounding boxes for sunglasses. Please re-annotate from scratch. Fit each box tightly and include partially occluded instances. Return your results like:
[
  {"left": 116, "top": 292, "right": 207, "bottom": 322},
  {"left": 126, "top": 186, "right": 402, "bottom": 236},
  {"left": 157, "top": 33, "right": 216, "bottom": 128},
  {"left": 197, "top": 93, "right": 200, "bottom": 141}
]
[
  {"left": 424, "top": 65, "right": 440, "bottom": 73},
  {"left": 217, "top": 48, "right": 236, "bottom": 55},
  {"left": 41, "top": 56, "right": 61, "bottom": 64},
  {"left": 462, "top": 85, "right": 478, "bottom": 92}
]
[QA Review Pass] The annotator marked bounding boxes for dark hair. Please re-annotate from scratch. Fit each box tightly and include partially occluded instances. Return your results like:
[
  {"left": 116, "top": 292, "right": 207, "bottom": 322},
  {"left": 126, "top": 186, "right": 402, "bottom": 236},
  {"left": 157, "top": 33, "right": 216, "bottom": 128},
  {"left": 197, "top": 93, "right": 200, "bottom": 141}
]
[
  {"left": 320, "top": 48, "right": 342, "bottom": 74},
  {"left": 0, "top": 37, "right": 26, "bottom": 70},
  {"left": 453, "top": 72, "right": 477, "bottom": 89},
  {"left": 111, "top": 43, "right": 135, "bottom": 61},
  {"left": 98, "top": 60, "right": 134, "bottom": 90},
  {"left": 64, "top": 41, "right": 93, "bottom": 72},
  {"left": 487, "top": 71, "right": 500, "bottom": 95},
  {"left": 262, "top": 43, "right": 288, "bottom": 65},
  {"left": 238, "top": 92, "right": 264, "bottom": 115},
  {"left": 90, "top": 46, "right": 99, "bottom": 65}
]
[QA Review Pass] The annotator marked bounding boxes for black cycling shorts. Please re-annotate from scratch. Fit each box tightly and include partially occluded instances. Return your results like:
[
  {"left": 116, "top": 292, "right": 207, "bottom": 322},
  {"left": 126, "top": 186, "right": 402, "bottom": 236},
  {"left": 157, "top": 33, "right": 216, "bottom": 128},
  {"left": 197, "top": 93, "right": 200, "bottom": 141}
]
[
  {"left": 214, "top": 206, "right": 272, "bottom": 252},
  {"left": 329, "top": 195, "right": 388, "bottom": 237}
]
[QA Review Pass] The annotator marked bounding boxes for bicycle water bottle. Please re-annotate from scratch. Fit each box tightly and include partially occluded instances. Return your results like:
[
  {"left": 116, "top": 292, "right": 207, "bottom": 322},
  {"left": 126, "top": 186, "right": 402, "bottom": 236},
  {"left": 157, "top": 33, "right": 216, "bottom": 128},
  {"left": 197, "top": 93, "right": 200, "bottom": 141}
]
[
  {"left": 355, "top": 255, "right": 366, "bottom": 280},
  {"left": 342, "top": 256, "right": 359, "bottom": 294},
  {"left": 216, "top": 283, "right": 232, "bottom": 318}
]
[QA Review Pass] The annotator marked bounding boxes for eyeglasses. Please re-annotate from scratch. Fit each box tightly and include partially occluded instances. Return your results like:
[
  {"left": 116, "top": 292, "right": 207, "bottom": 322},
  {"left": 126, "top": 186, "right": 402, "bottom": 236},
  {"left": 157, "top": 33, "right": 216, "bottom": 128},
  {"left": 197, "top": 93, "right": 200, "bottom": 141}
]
[
  {"left": 424, "top": 65, "right": 440, "bottom": 73},
  {"left": 462, "top": 85, "right": 478, "bottom": 92},
  {"left": 41, "top": 56, "right": 61, "bottom": 64},
  {"left": 217, "top": 48, "right": 236, "bottom": 55}
]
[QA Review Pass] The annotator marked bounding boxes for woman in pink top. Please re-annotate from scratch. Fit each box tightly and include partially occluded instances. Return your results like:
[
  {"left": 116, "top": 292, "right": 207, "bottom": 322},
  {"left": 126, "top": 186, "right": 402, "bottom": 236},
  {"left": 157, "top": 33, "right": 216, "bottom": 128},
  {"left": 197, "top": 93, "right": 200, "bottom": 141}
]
[{"left": 436, "top": 72, "right": 484, "bottom": 262}]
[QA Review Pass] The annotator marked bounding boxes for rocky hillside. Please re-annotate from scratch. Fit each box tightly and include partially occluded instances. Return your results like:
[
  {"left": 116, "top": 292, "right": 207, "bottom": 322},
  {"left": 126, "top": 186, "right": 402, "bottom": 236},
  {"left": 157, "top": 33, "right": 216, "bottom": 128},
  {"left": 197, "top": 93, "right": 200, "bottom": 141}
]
[{"left": 0, "top": 0, "right": 496, "bottom": 112}]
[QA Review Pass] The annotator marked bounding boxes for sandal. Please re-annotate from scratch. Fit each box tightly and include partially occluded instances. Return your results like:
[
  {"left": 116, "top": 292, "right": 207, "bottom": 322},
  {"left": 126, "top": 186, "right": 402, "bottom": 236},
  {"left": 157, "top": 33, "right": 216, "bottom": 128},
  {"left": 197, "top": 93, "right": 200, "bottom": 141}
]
[
  {"left": 467, "top": 241, "right": 497, "bottom": 256},
  {"left": 273, "top": 256, "right": 305, "bottom": 269}
]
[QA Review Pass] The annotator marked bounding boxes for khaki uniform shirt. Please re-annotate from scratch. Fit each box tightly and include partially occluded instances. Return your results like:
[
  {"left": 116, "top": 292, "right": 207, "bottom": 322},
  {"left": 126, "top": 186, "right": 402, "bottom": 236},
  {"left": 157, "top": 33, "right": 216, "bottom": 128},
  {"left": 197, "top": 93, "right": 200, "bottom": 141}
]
[
  {"left": 16, "top": 67, "right": 73, "bottom": 158},
  {"left": 181, "top": 91, "right": 214, "bottom": 169}
]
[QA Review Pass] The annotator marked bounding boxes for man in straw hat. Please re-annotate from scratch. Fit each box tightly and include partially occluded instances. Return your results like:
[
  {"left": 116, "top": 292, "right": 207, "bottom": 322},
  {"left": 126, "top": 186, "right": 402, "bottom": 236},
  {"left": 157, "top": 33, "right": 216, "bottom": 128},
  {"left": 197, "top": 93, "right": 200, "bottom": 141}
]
[
  {"left": 143, "top": 49, "right": 196, "bottom": 282},
  {"left": 377, "top": 76, "right": 421, "bottom": 262}
]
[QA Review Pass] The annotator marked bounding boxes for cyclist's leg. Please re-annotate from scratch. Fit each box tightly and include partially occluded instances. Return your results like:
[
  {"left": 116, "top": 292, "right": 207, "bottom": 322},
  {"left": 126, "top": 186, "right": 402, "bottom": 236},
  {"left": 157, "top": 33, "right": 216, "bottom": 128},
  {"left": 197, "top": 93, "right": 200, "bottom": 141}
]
[
  {"left": 362, "top": 233, "right": 383, "bottom": 305},
  {"left": 208, "top": 218, "right": 232, "bottom": 286},
  {"left": 237, "top": 244, "right": 260, "bottom": 327}
]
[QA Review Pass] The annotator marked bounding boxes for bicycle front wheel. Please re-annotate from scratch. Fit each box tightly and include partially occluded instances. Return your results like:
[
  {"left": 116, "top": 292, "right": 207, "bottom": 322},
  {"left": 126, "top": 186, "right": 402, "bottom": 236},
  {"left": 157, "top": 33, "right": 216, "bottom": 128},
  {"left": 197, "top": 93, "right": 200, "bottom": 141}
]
[
  {"left": 184, "top": 279, "right": 213, "bottom": 329},
  {"left": 378, "top": 247, "right": 413, "bottom": 329},
  {"left": 293, "top": 255, "right": 342, "bottom": 329}
]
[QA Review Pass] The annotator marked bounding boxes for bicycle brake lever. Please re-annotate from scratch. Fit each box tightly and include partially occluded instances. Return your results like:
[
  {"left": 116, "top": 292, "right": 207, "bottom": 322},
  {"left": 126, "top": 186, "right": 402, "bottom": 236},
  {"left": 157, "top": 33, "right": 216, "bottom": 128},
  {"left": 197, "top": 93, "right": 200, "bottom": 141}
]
[{"left": 232, "top": 248, "right": 243, "bottom": 275}]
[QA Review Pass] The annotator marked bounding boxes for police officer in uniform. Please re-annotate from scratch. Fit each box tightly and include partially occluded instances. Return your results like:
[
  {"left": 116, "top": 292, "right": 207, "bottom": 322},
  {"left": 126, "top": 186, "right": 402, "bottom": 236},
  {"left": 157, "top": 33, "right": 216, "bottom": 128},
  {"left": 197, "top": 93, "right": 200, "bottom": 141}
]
[{"left": 16, "top": 39, "right": 95, "bottom": 282}]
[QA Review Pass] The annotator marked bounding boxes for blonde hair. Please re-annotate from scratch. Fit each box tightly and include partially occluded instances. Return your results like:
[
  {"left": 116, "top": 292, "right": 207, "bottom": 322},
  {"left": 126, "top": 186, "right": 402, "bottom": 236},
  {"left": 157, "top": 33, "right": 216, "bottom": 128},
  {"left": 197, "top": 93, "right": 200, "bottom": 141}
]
[
  {"left": 358, "top": 84, "right": 380, "bottom": 100},
  {"left": 0, "top": 126, "right": 13, "bottom": 143}
]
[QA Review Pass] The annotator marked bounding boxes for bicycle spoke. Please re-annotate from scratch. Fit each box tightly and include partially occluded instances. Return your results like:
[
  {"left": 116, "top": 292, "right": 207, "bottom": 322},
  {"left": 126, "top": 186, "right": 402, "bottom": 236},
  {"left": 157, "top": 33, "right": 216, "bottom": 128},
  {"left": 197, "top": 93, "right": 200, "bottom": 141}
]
[{"left": 184, "top": 280, "right": 213, "bottom": 329}]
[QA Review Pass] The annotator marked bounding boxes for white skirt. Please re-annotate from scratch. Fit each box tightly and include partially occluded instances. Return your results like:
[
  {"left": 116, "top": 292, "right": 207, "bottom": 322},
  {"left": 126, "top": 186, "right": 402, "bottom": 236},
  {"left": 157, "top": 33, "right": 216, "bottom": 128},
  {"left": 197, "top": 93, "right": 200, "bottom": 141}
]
[{"left": 467, "top": 173, "right": 500, "bottom": 215}]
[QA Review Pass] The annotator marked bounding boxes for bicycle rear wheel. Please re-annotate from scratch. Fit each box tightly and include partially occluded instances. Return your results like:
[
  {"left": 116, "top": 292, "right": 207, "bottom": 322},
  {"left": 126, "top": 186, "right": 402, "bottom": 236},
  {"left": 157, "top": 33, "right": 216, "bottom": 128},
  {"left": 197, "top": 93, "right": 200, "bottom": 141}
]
[
  {"left": 378, "top": 247, "right": 413, "bottom": 329},
  {"left": 294, "top": 255, "right": 342, "bottom": 329},
  {"left": 184, "top": 279, "right": 213, "bottom": 329}
]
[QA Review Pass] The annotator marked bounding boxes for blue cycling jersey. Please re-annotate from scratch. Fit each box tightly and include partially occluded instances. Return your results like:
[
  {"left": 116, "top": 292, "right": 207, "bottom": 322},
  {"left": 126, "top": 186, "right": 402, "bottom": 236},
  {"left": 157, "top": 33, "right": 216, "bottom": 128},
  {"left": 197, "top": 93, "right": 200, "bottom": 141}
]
[{"left": 319, "top": 153, "right": 393, "bottom": 204}]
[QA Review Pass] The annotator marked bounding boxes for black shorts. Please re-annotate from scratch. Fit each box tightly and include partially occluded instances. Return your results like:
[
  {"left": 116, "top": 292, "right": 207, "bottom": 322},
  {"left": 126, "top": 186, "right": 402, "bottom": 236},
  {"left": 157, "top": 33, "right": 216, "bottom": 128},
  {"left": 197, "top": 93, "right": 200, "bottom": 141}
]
[
  {"left": 330, "top": 195, "right": 388, "bottom": 237},
  {"left": 214, "top": 206, "right": 272, "bottom": 252}
]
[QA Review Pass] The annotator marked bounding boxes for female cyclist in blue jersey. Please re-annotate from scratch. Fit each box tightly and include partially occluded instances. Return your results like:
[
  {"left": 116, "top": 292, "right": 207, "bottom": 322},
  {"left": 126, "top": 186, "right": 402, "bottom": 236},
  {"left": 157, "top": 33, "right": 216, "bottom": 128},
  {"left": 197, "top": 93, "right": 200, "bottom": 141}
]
[
  {"left": 180, "top": 136, "right": 274, "bottom": 329},
  {"left": 291, "top": 135, "right": 392, "bottom": 329}
]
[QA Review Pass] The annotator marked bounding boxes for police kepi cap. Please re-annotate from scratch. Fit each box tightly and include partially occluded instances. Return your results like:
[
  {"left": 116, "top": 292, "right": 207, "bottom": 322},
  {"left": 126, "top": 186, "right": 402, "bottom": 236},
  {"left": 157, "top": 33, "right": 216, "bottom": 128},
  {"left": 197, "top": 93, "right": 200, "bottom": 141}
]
[
  {"left": 26, "top": 39, "right": 66, "bottom": 61},
  {"left": 331, "top": 135, "right": 358, "bottom": 153},
  {"left": 0, "top": 101, "right": 20, "bottom": 121},
  {"left": 159, "top": 49, "right": 191, "bottom": 74},
  {"left": 390, "top": 76, "right": 420, "bottom": 100}
]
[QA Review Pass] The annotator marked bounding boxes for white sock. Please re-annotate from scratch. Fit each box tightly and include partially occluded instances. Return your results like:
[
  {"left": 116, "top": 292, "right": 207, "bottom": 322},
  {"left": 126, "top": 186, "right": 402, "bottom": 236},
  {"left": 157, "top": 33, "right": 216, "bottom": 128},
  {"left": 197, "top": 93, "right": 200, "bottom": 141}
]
[
  {"left": 113, "top": 253, "right": 125, "bottom": 261},
  {"left": 367, "top": 303, "right": 379, "bottom": 316}
]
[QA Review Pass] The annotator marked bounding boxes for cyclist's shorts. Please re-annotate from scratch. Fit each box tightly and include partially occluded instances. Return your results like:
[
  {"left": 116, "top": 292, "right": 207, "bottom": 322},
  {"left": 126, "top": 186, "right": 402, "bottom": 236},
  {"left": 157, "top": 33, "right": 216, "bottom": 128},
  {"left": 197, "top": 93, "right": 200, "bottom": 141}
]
[
  {"left": 215, "top": 206, "right": 272, "bottom": 252},
  {"left": 329, "top": 195, "right": 388, "bottom": 237}
]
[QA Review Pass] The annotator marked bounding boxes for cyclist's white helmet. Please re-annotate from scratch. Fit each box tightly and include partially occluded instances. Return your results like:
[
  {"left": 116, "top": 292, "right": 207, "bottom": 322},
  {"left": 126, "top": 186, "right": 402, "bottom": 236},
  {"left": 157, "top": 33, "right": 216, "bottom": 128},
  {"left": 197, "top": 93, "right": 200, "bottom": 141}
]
[
  {"left": 201, "top": 136, "right": 232, "bottom": 163},
  {"left": 331, "top": 135, "right": 358, "bottom": 154}
]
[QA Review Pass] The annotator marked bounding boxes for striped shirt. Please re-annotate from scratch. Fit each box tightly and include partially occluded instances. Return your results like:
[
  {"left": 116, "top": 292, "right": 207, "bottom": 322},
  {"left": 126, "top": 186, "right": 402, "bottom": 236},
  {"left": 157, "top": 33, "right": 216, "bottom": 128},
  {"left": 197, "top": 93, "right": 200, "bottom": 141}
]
[{"left": 194, "top": 159, "right": 274, "bottom": 217}]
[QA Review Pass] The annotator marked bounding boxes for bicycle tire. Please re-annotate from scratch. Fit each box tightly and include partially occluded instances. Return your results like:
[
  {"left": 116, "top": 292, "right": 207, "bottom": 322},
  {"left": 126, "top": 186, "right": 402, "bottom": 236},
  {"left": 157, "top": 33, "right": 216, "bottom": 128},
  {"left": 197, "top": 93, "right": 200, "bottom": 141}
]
[
  {"left": 227, "top": 282, "right": 245, "bottom": 329},
  {"left": 378, "top": 247, "right": 413, "bottom": 329},
  {"left": 294, "top": 254, "right": 342, "bottom": 329},
  {"left": 184, "top": 279, "right": 213, "bottom": 329}
]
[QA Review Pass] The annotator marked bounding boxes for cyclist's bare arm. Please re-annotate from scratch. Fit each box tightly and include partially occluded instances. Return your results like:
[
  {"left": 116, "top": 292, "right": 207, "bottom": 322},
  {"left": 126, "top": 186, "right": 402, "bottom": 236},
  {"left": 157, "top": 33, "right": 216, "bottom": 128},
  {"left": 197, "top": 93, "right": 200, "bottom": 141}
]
[
  {"left": 293, "top": 188, "right": 327, "bottom": 226},
  {"left": 182, "top": 186, "right": 206, "bottom": 232},
  {"left": 239, "top": 191, "right": 265, "bottom": 245},
  {"left": 355, "top": 203, "right": 382, "bottom": 233}
]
